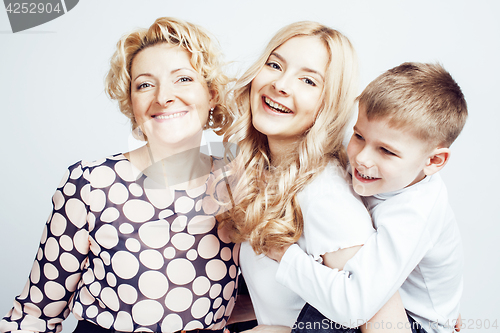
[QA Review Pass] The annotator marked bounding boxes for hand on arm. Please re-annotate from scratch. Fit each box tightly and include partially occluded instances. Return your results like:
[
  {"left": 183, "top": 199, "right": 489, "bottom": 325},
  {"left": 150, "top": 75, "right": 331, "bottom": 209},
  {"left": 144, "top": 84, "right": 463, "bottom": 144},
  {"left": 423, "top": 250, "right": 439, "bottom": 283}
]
[
  {"left": 322, "top": 245, "right": 362, "bottom": 270},
  {"left": 322, "top": 246, "right": 411, "bottom": 333}
]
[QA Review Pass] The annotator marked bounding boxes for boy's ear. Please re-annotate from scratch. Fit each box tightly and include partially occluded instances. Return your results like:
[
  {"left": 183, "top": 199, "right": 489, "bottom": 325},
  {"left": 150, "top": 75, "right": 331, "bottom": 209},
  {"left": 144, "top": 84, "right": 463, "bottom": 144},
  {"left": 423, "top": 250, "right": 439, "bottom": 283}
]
[{"left": 423, "top": 147, "right": 451, "bottom": 176}]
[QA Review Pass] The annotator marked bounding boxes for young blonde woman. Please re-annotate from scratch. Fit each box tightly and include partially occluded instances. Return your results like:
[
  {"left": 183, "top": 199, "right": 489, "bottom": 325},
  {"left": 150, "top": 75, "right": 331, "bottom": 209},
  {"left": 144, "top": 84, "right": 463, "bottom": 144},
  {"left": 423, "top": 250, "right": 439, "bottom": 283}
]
[
  {"left": 0, "top": 17, "right": 238, "bottom": 333},
  {"left": 221, "top": 22, "right": 410, "bottom": 333}
]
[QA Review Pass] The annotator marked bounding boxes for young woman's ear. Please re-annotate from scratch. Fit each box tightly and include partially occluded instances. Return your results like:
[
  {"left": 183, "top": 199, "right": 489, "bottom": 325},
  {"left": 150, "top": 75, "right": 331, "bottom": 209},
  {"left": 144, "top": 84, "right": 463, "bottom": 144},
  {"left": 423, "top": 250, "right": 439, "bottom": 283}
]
[{"left": 423, "top": 147, "right": 451, "bottom": 176}]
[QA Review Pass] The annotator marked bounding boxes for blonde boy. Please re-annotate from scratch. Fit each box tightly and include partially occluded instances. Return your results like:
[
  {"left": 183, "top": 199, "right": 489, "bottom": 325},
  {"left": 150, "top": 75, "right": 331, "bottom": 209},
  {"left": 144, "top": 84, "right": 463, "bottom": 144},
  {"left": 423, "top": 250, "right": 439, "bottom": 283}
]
[{"left": 273, "top": 63, "right": 467, "bottom": 333}]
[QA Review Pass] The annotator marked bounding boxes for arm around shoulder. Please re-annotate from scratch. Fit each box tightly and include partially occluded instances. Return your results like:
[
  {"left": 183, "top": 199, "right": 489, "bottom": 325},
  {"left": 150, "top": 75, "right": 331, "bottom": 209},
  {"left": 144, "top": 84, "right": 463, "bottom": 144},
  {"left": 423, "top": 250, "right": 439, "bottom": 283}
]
[{"left": 277, "top": 196, "right": 433, "bottom": 325}]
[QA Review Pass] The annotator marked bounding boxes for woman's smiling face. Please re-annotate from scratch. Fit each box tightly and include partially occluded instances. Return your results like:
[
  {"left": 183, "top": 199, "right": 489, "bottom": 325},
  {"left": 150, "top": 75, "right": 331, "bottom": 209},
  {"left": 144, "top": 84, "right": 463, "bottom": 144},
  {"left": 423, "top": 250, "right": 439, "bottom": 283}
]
[
  {"left": 250, "top": 36, "right": 328, "bottom": 145},
  {"left": 130, "top": 43, "right": 214, "bottom": 148}
]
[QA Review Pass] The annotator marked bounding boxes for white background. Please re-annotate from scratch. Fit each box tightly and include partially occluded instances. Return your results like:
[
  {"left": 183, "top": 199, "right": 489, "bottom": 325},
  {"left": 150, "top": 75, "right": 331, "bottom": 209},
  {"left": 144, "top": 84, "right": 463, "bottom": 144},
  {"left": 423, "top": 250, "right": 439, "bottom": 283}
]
[{"left": 0, "top": 1, "right": 499, "bottom": 332}]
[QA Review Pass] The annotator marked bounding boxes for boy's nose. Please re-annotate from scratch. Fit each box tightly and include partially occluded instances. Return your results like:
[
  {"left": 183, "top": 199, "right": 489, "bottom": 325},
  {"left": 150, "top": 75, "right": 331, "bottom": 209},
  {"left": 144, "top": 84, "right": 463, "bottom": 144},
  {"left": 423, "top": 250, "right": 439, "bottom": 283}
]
[{"left": 355, "top": 148, "right": 375, "bottom": 169}]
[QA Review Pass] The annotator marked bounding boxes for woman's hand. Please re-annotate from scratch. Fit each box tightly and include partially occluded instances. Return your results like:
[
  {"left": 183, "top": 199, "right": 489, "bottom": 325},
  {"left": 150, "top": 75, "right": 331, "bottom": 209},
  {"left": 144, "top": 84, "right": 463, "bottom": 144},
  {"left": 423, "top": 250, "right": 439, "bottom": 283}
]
[{"left": 241, "top": 325, "right": 291, "bottom": 333}]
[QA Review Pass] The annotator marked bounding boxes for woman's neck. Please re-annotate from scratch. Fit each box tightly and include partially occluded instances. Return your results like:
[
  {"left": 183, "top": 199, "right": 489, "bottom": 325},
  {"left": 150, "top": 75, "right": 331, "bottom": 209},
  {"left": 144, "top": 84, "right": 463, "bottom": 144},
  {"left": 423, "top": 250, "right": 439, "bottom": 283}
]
[{"left": 267, "top": 136, "right": 298, "bottom": 167}]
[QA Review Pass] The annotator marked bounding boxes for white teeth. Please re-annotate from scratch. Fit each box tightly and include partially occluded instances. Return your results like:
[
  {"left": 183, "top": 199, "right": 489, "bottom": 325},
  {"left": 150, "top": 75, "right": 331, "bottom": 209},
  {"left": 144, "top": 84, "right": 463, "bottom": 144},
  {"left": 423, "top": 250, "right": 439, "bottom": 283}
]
[
  {"left": 264, "top": 97, "right": 292, "bottom": 113},
  {"left": 358, "top": 171, "right": 376, "bottom": 180},
  {"left": 155, "top": 112, "right": 184, "bottom": 120}
]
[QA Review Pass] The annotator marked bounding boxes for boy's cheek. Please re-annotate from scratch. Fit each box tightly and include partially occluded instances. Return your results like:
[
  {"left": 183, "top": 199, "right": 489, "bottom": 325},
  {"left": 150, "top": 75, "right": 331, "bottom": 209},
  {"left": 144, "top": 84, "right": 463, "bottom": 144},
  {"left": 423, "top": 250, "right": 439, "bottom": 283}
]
[{"left": 346, "top": 140, "right": 356, "bottom": 161}]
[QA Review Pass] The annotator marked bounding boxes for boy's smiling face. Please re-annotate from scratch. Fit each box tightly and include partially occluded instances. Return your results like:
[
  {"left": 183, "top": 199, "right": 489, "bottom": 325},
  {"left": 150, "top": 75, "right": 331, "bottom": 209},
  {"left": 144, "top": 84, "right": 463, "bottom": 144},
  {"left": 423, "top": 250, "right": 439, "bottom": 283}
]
[{"left": 347, "top": 106, "right": 434, "bottom": 196}]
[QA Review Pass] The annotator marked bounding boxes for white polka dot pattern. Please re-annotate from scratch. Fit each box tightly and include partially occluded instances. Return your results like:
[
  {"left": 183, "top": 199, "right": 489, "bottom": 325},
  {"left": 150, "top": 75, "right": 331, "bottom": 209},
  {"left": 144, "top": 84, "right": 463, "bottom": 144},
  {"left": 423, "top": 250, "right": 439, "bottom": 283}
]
[{"left": 1, "top": 154, "right": 238, "bottom": 333}]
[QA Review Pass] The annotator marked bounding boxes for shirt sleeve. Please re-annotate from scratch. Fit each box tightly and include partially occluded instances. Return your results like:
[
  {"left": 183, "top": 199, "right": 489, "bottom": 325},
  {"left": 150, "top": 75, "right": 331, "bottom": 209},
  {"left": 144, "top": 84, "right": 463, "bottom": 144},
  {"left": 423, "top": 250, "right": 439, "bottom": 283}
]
[
  {"left": 0, "top": 161, "right": 91, "bottom": 333},
  {"left": 276, "top": 192, "right": 435, "bottom": 326},
  {"left": 297, "top": 163, "right": 375, "bottom": 260}
]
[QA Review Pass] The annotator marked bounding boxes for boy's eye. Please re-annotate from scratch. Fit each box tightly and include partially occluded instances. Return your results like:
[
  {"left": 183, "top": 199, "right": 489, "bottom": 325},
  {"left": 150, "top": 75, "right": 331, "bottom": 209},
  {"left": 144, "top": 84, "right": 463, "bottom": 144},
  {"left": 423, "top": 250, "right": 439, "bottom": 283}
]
[
  {"left": 266, "top": 62, "right": 281, "bottom": 70},
  {"left": 354, "top": 133, "right": 364, "bottom": 140},
  {"left": 381, "top": 147, "right": 397, "bottom": 156}
]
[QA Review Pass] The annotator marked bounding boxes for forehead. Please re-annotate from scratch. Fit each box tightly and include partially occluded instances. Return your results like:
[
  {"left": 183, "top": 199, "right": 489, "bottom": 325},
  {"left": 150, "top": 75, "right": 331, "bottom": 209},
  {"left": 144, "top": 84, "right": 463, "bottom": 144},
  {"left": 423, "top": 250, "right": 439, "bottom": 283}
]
[
  {"left": 273, "top": 36, "right": 329, "bottom": 71},
  {"left": 356, "top": 107, "right": 432, "bottom": 153},
  {"left": 131, "top": 44, "right": 193, "bottom": 73}
]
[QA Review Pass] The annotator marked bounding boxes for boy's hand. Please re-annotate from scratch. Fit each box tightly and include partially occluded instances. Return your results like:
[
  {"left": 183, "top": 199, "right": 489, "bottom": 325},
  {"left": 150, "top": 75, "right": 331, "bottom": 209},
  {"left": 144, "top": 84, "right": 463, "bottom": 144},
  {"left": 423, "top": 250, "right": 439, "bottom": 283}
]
[{"left": 266, "top": 245, "right": 291, "bottom": 263}]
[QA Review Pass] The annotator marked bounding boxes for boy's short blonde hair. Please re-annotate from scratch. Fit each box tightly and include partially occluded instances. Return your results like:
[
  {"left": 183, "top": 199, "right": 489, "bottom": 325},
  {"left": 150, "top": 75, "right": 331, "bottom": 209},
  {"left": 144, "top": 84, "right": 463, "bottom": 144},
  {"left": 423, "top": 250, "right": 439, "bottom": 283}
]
[{"left": 358, "top": 62, "right": 467, "bottom": 148}]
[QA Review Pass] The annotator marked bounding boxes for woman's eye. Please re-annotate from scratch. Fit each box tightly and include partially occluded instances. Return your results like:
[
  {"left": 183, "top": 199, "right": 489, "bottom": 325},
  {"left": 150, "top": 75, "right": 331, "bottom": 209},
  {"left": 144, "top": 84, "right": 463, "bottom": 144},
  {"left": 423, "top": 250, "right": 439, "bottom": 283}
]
[
  {"left": 301, "top": 78, "right": 316, "bottom": 86},
  {"left": 266, "top": 62, "right": 281, "bottom": 70},
  {"left": 178, "top": 76, "right": 193, "bottom": 83}
]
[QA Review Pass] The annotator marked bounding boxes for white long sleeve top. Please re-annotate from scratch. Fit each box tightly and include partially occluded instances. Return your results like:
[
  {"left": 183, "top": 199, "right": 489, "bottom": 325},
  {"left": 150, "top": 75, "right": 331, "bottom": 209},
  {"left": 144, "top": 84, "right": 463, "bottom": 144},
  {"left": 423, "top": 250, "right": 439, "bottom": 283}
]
[
  {"left": 239, "top": 161, "right": 375, "bottom": 327},
  {"left": 276, "top": 173, "right": 463, "bottom": 333}
]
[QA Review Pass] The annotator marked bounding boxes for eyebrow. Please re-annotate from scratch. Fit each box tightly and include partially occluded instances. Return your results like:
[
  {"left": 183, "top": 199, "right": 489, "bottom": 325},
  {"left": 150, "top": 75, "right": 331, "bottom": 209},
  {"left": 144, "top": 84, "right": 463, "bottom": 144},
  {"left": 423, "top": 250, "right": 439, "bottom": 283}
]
[
  {"left": 378, "top": 140, "right": 401, "bottom": 155},
  {"left": 271, "top": 52, "right": 325, "bottom": 81},
  {"left": 132, "top": 67, "right": 196, "bottom": 82}
]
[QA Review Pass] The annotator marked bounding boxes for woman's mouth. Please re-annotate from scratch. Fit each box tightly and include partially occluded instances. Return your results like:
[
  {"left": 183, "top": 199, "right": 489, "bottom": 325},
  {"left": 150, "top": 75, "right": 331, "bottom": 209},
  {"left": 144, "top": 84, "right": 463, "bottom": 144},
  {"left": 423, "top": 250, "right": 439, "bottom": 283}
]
[
  {"left": 153, "top": 111, "right": 187, "bottom": 120},
  {"left": 263, "top": 96, "right": 292, "bottom": 114}
]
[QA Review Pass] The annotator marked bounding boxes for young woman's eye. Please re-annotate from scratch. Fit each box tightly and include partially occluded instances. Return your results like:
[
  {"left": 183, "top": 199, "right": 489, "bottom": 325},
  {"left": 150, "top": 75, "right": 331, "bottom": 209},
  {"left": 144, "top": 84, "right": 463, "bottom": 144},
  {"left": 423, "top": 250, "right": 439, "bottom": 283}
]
[
  {"left": 137, "top": 82, "right": 151, "bottom": 90},
  {"left": 301, "top": 78, "right": 316, "bottom": 86},
  {"left": 266, "top": 62, "right": 281, "bottom": 70},
  {"left": 354, "top": 133, "right": 364, "bottom": 140}
]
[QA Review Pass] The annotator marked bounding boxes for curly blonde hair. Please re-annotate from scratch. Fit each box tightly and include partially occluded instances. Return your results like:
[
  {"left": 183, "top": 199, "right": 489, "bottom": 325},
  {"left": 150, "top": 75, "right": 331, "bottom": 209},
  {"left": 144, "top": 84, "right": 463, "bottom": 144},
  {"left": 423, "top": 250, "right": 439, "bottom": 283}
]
[
  {"left": 105, "top": 17, "right": 233, "bottom": 139},
  {"left": 221, "top": 21, "right": 359, "bottom": 254}
]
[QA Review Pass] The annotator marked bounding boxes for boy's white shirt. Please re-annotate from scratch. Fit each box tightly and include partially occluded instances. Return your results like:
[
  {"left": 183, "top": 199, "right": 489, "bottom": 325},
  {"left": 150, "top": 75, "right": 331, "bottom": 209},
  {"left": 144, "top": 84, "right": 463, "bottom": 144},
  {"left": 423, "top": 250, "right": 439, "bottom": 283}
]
[{"left": 276, "top": 173, "right": 463, "bottom": 333}]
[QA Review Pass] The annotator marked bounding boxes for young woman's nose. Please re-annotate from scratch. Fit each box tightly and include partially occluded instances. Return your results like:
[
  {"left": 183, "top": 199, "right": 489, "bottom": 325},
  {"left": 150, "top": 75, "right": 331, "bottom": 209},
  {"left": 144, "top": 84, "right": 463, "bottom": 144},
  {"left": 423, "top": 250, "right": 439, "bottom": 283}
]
[
  {"left": 156, "top": 84, "right": 174, "bottom": 107},
  {"left": 272, "top": 74, "right": 291, "bottom": 96}
]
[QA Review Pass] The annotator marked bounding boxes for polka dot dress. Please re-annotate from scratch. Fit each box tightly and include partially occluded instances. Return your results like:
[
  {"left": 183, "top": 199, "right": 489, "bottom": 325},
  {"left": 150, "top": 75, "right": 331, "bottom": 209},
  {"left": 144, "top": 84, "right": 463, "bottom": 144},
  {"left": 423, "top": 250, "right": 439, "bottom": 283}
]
[{"left": 0, "top": 154, "right": 239, "bottom": 333}]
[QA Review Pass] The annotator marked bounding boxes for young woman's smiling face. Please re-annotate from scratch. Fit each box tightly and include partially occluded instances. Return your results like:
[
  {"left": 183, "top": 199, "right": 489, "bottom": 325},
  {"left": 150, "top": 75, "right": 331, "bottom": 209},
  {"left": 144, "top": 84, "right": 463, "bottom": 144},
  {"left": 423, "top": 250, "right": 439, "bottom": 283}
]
[
  {"left": 250, "top": 36, "right": 328, "bottom": 146},
  {"left": 130, "top": 43, "right": 214, "bottom": 149}
]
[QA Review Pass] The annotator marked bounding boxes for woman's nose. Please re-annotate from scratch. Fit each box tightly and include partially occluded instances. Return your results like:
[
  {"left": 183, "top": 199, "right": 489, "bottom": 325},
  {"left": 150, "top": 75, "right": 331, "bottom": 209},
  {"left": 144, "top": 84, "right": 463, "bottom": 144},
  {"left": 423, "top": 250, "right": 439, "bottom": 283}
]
[
  {"left": 156, "top": 84, "right": 174, "bottom": 107},
  {"left": 272, "top": 75, "right": 290, "bottom": 96}
]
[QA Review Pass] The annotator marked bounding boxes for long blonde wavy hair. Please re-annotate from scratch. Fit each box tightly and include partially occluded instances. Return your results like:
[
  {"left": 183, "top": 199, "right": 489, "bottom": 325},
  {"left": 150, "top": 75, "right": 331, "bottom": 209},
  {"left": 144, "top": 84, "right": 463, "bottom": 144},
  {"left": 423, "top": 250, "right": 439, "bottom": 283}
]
[
  {"left": 220, "top": 21, "right": 359, "bottom": 255},
  {"left": 105, "top": 17, "right": 233, "bottom": 139}
]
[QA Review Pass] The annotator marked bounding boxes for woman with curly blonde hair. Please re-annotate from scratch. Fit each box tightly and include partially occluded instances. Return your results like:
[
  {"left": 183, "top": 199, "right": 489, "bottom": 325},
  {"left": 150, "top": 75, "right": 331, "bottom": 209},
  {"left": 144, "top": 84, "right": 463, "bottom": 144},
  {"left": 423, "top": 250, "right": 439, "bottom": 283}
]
[
  {"left": 0, "top": 17, "right": 238, "bottom": 333},
  {"left": 222, "top": 22, "right": 410, "bottom": 332}
]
